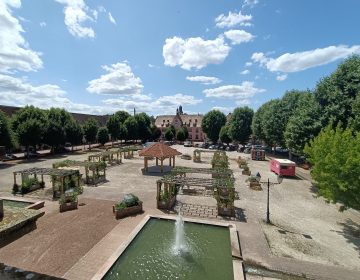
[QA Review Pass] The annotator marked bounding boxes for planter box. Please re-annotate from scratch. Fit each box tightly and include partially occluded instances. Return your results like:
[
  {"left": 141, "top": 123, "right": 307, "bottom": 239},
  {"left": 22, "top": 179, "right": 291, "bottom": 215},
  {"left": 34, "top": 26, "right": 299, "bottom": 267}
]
[
  {"left": 242, "top": 170, "right": 251, "bottom": 176},
  {"left": 113, "top": 203, "right": 143, "bottom": 219},
  {"left": 217, "top": 206, "right": 235, "bottom": 217},
  {"left": 157, "top": 196, "right": 176, "bottom": 210},
  {"left": 249, "top": 182, "right": 262, "bottom": 191},
  {"left": 59, "top": 201, "right": 78, "bottom": 212}
]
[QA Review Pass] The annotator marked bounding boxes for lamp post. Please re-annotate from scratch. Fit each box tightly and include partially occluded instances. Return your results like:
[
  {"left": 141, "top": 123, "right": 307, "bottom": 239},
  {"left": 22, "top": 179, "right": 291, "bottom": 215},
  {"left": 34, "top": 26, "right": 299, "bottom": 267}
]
[{"left": 255, "top": 172, "right": 283, "bottom": 224}]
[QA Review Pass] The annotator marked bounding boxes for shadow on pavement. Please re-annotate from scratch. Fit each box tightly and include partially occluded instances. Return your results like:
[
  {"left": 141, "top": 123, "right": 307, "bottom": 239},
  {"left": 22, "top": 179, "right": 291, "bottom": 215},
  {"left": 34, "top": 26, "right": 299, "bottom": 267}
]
[{"left": 333, "top": 219, "right": 360, "bottom": 256}]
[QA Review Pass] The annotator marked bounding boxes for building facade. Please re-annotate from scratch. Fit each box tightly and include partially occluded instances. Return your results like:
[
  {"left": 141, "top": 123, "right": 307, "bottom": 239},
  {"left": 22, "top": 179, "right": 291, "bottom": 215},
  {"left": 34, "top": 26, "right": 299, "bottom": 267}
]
[{"left": 154, "top": 106, "right": 206, "bottom": 142}]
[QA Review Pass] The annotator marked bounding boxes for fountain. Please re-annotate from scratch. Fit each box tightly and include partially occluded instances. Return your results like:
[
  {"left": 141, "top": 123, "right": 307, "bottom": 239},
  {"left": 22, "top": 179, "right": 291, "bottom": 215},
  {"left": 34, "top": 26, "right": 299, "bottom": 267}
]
[
  {"left": 174, "top": 213, "right": 186, "bottom": 253},
  {"left": 100, "top": 215, "right": 238, "bottom": 280}
]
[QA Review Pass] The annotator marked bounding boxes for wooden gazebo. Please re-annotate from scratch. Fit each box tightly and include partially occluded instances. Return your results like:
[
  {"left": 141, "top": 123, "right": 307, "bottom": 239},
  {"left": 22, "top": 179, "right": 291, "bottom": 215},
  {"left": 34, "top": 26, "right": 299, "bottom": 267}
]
[{"left": 139, "top": 143, "right": 182, "bottom": 173}]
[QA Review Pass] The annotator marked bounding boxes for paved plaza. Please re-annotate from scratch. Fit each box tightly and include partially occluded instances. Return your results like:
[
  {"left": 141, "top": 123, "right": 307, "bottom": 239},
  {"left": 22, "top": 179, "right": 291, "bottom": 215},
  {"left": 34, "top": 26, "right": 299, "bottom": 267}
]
[{"left": 0, "top": 145, "right": 359, "bottom": 279}]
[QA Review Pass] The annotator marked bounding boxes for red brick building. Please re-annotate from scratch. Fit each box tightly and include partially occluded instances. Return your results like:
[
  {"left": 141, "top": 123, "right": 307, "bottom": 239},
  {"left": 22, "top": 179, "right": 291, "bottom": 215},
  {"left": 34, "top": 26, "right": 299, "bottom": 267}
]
[{"left": 154, "top": 106, "right": 206, "bottom": 142}]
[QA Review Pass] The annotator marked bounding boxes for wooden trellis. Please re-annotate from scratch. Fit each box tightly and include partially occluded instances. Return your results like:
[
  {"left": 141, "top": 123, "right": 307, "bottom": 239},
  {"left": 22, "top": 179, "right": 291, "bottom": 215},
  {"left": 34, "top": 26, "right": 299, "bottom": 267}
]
[
  {"left": 193, "top": 149, "right": 225, "bottom": 162},
  {"left": 170, "top": 166, "right": 233, "bottom": 178},
  {"left": 88, "top": 149, "right": 122, "bottom": 165},
  {"left": 53, "top": 160, "right": 106, "bottom": 185},
  {"left": 13, "top": 167, "right": 81, "bottom": 198}
]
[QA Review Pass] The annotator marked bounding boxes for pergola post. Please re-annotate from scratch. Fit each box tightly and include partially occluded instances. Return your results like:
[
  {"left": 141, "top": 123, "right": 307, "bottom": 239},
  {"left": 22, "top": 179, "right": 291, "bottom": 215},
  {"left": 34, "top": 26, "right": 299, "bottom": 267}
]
[
  {"left": 60, "top": 176, "right": 64, "bottom": 196},
  {"left": 156, "top": 158, "right": 158, "bottom": 166},
  {"left": 144, "top": 157, "right": 148, "bottom": 172},
  {"left": 169, "top": 157, "right": 171, "bottom": 166},
  {"left": 13, "top": 172, "right": 16, "bottom": 185},
  {"left": 160, "top": 158, "right": 164, "bottom": 173},
  {"left": 173, "top": 156, "right": 176, "bottom": 167}
]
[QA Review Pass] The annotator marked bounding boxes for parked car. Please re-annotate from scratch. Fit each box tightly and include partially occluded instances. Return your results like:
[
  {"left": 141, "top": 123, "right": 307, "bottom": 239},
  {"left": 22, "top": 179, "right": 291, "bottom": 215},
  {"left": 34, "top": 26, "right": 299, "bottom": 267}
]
[
  {"left": 243, "top": 147, "right": 251, "bottom": 154},
  {"left": 143, "top": 142, "right": 156, "bottom": 148},
  {"left": 5, "top": 154, "right": 17, "bottom": 160},
  {"left": 200, "top": 143, "right": 209, "bottom": 149},
  {"left": 184, "top": 141, "right": 192, "bottom": 147},
  {"left": 209, "top": 145, "right": 217, "bottom": 150}
]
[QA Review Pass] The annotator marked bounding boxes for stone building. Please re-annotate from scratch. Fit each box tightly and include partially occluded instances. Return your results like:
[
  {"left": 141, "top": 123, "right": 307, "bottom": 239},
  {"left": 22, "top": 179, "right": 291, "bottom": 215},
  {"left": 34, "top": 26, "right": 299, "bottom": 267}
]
[{"left": 154, "top": 106, "right": 206, "bottom": 142}]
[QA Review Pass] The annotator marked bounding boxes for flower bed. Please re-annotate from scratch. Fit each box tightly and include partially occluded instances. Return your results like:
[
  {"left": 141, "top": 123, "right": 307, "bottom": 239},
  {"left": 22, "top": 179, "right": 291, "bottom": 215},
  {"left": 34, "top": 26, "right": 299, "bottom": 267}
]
[
  {"left": 113, "top": 194, "right": 142, "bottom": 219},
  {"left": 59, "top": 192, "right": 78, "bottom": 212}
]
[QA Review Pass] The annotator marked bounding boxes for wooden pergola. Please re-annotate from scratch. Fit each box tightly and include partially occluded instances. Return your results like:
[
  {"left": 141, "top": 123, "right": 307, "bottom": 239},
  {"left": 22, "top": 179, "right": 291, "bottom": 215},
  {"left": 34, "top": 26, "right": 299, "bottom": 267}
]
[
  {"left": 193, "top": 149, "right": 225, "bottom": 162},
  {"left": 53, "top": 160, "right": 106, "bottom": 185},
  {"left": 88, "top": 149, "right": 122, "bottom": 165},
  {"left": 170, "top": 166, "right": 233, "bottom": 178},
  {"left": 13, "top": 167, "right": 81, "bottom": 198},
  {"left": 139, "top": 143, "right": 182, "bottom": 173}
]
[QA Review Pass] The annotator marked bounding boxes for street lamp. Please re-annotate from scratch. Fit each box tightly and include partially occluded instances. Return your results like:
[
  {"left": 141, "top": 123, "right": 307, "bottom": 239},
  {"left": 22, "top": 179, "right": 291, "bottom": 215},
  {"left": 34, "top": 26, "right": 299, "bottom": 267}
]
[{"left": 255, "top": 172, "right": 283, "bottom": 224}]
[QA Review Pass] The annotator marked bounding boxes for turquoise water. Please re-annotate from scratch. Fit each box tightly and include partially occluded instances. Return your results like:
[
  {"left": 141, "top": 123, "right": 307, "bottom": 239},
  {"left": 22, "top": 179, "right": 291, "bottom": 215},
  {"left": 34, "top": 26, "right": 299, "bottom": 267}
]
[
  {"left": 104, "top": 218, "right": 234, "bottom": 280},
  {"left": 3, "top": 199, "right": 32, "bottom": 208}
]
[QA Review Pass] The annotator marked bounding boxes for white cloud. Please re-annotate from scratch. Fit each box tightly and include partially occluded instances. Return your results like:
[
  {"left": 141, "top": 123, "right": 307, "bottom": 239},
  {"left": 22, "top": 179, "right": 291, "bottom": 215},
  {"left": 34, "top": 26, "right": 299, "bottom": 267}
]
[
  {"left": 163, "top": 36, "right": 230, "bottom": 70},
  {"left": 215, "top": 11, "right": 252, "bottom": 28},
  {"left": 276, "top": 74, "right": 287, "bottom": 81},
  {"left": 224, "top": 29, "right": 254, "bottom": 45},
  {"left": 97, "top": 5, "right": 106, "bottom": 13},
  {"left": 0, "top": 74, "right": 111, "bottom": 115},
  {"left": 87, "top": 62, "right": 143, "bottom": 95},
  {"left": 103, "top": 93, "right": 202, "bottom": 115},
  {"left": 252, "top": 45, "right": 360, "bottom": 73},
  {"left": 186, "top": 76, "right": 222, "bottom": 85},
  {"left": 203, "top": 81, "right": 265, "bottom": 99},
  {"left": 212, "top": 106, "right": 234, "bottom": 114},
  {"left": 245, "top": 61, "right": 252, "bottom": 67},
  {"left": 241, "top": 69, "right": 250, "bottom": 75},
  {"left": 55, "top": 0, "right": 96, "bottom": 38},
  {"left": 108, "top": 12, "right": 116, "bottom": 25},
  {"left": 39, "top": 21, "right": 46, "bottom": 27},
  {"left": 236, "top": 99, "right": 251, "bottom": 106},
  {"left": 242, "top": 0, "right": 259, "bottom": 9},
  {"left": 0, "top": 0, "right": 43, "bottom": 73}
]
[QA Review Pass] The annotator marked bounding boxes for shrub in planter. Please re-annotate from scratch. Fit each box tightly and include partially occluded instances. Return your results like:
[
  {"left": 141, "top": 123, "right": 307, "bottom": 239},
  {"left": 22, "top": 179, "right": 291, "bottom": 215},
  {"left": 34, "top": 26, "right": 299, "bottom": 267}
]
[
  {"left": 114, "top": 194, "right": 142, "bottom": 219},
  {"left": 242, "top": 165, "right": 251, "bottom": 176},
  {"left": 181, "top": 154, "right": 192, "bottom": 160},
  {"left": 12, "top": 183, "right": 20, "bottom": 194},
  {"left": 59, "top": 191, "right": 78, "bottom": 212}
]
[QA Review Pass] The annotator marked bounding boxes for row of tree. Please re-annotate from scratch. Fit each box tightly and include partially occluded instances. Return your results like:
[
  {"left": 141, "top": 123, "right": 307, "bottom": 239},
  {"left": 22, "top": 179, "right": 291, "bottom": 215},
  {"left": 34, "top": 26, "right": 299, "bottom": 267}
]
[
  {"left": 201, "top": 107, "right": 254, "bottom": 145},
  {"left": 0, "top": 106, "right": 160, "bottom": 155},
  {"left": 252, "top": 55, "right": 360, "bottom": 156}
]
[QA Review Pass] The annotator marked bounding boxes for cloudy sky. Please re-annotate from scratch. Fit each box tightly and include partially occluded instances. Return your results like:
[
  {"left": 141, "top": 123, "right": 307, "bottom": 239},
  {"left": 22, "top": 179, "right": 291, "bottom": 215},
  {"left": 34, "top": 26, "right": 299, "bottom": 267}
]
[{"left": 1, "top": 0, "right": 359, "bottom": 116}]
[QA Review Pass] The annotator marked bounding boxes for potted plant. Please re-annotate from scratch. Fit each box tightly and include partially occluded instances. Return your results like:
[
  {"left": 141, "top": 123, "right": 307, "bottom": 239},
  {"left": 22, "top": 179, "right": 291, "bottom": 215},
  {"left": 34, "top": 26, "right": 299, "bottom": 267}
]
[
  {"left": 242, "top": 165, "right": 251, "bottom": 176},
  {"left": 113, "top": 194, "right": 142, "bottom": 219},
  {"left": 157, "top": 189, "right": 176, "bottom": 210},
  {"left": 217, "top": 200, "right": 235, "bottom": 217},
  {"left": 59, "top": 191, "right": 78, "bottom": 212},
  {"left": 246, "top": 176, "right": 262, "bottom": 190}
]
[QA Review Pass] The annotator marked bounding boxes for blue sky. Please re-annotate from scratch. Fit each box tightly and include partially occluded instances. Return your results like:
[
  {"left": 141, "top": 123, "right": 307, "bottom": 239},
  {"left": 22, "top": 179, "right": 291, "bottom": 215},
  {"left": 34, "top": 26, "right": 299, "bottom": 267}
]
[{"left": 1, "top": 0, "right": 360, "bottom": 116}]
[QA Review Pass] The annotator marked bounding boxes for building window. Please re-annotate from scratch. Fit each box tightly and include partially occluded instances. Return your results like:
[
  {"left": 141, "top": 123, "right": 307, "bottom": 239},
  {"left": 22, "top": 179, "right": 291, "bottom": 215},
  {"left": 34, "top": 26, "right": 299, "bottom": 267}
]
[
  {"left": 195, "top": 135, "right": 199, "bottom": 140},
  {"left": 196, "top": 128, "right": 199, "bottom": 133}
]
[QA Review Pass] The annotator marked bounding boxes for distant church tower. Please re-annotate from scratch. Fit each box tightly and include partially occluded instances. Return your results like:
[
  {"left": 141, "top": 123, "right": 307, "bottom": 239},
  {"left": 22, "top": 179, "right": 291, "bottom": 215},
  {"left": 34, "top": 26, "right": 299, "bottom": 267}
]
[
  {"left": 133, "top": 107, "right": 136, "bottom": 116},
  {"left": 179, "top": 105, "right": 183, "bottom": 115}
]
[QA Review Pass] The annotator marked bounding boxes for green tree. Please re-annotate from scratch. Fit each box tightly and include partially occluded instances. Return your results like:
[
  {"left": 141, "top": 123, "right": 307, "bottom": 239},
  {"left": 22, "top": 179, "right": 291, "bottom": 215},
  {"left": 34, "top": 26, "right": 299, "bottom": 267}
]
[
  {"left": 124, "top": 116, "right": 138, "bottom": 141},
  {"left": 219, "top": 125, "right": 232, "bottom": 144},
  {"left": 114, "top": 110, "right": 131, "bottom": 124},
  {"left": 65, "top": 119, "right": 83, "bottom": 151},
  {"left": 284, "top": 95, "right": 322, "bottom": 156},
  {"left": 182, "top": 125, "right": 189, "bottom": 139},
  {"left": 315, "top": 55, "right": 360, "bottom": 128},
  {"left": 228, "top": 107, "right": 253, "bottom": 144},
  {"left": 97, "top": 127, "right": 109, "bottom": 145},
  {"left": 119, "top": 124, "right": 128, "bottom": 142},
  {"left": 12, "top": 106, "right": 46, "bottom": 156},
  {"left": 349, "top": 94, "right": 360, "bottom": 132},
  {"left": 304, "top": 126, "right": 360, "bottom": 210},
  {"left": 44, "top": 108, "right": 72, "bottom": 152},
  {"left": 135, "top": 113, "right": 152, "bottom": 142},
  {"left": 0, "top": 110, "right": 16, "bottom": 150},
  {"left": 164, "top": 128, "right": 174, "bottom": 141},
  {"left": 83, "top": 118, "right": 99, "bottom": 149},
  {"left": 176, "top": 128, "right": 186, "bottom": 141},
  {"left": 201, "top": 110, "right": 226, "bottom": 143},
  {"left": 151, "top": 126, "right": 161, "bottom": 141},
  {"left": 106, "top": 114, "right": 121, "bottom": 143}
]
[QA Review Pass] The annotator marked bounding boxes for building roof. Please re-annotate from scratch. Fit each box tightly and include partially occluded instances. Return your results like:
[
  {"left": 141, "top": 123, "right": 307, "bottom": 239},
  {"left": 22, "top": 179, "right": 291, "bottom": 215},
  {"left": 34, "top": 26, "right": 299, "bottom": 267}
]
[
  {"left": 154, "top": 115, "right": 177, "bottom": 126},
  {"left": 273, "top": 159, "right": 295, "bottom": 165},
  {"left": 138, "top": 142, "right": 182, "bottom": 158},
  {"left": 180, "top": 114, "right": 203, "bottom": 127}
]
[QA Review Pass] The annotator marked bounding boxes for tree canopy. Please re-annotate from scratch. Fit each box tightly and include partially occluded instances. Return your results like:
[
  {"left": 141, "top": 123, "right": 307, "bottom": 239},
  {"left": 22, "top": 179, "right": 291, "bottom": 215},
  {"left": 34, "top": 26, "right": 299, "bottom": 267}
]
[
  {"left": 219, "top": 125, "right": 232, "bottom": 144},
  {"left": 201, "top": 110, "right": 226, "bottom": 142},
  {"left": 124, "top": 116, "right": 138, "bottom": 140},
  {"left": 176, "top": 128, "right": 186, "bottom": 141},
  {"left": 228, "top": 107, "right": 253, "bottom": 144},
  {"left": 304, "top": 126, "right": 360, "bottom": 210},
  {"left": 164, "top": 128, "right": 174, "bottom": 141},
  {"left": 97, "top": 127, "right": 109, "bottom": 145},
  {"left": 83, "top": 118, "right": 99, "bottom": 146},
  {"left": 0, "top": 110, "right": 16, "bottom": 149}
]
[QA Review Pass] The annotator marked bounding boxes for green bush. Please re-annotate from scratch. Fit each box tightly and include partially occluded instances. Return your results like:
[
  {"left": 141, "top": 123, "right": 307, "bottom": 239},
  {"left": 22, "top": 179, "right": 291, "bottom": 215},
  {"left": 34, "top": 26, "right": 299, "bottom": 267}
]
[
  {"left": 12, "top": 183, "right": 19, "bottom": 194},
  {"left": 115, "top": 194, "right": 141, "bottom": 210},
  {"left": 59, "top": 192, "right": 78, "bottom": 205}
]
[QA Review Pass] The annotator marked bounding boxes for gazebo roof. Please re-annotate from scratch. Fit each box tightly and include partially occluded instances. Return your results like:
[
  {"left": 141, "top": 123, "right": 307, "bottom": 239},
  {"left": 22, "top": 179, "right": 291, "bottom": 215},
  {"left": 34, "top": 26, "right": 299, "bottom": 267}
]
[{"left": 138, "top": 143, "right": 182, "bottom": 158}]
